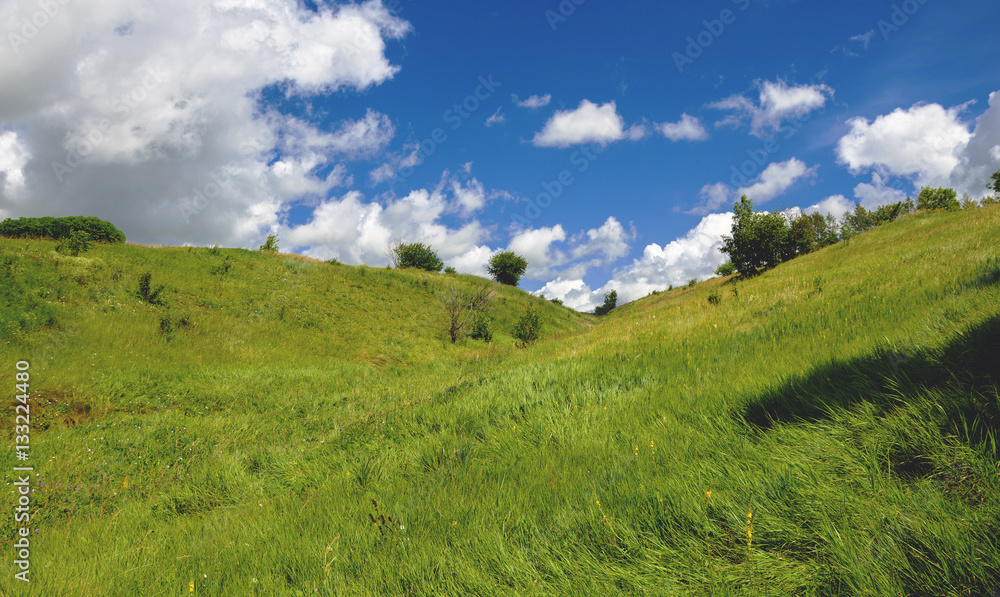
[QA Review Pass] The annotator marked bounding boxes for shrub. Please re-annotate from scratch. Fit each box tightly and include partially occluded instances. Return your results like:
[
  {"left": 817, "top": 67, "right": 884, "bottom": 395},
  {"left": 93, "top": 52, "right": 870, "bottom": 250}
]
[
  {"left": 594, "top": 290, "right": 617, "bottom": 316},
  {"left": 325, "top": 258, "right": 342, "bottom": 266},
  {"left": 138, "top": 272, "right": 167, "bottom": 306},
  {"left": 442, "top": 283, "right": 497, "bottom": 343},
  {"left": 487, "top": 251, "right": 528, "bottom": 286},
  {"left": 55, "top": 230, "right": 93, "bottom": 257},
  {"left": 0, "top": 216, "right": 125, "bottom": 243},
  {"left": 210, "top": 256, "right": 233, "bottom": 275},
  {"left": 513, "top": 307, "right": 542, "bottom": 345},
  {"left": 258, "top": 234, "right": 280, "bottom": 253},
  {"left": 715, "top": 261, "right": 737, "bottom": 277},
  {"left": 549, "top": 298, "right": 564, "bottom": 306},
  {"left": 394, "top": 242, "right": 444, "bottom": 272},
  {"left": 687, "top": 279, "right": 698, "bottom": 288},
  {"left": 444, "top": 266, "right": 457, "bottom": 275},
  {"left": 707, "top": 291, "right": 721, "bottom": 306},
  {"left": 470, "top": 312, "right": 493, "bottom": 342}
]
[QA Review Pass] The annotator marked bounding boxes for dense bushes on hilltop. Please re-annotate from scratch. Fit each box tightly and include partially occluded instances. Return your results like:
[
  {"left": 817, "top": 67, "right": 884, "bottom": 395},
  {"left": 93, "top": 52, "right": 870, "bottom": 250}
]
[{"left": 0, "top": 216, "right": 126, "bottom": 243}]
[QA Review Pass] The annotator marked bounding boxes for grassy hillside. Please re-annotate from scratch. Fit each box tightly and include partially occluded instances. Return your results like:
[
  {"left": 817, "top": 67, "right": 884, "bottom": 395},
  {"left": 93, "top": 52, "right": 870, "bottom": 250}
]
[{"left": 2, "top": 206, "right": 999, "bottom": 596}]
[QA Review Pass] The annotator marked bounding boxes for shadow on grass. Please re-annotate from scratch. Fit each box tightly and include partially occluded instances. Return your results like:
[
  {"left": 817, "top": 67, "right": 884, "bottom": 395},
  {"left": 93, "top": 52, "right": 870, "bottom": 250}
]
[{"left": 739, "top": 315, "right": 1000, "bottom": 444}]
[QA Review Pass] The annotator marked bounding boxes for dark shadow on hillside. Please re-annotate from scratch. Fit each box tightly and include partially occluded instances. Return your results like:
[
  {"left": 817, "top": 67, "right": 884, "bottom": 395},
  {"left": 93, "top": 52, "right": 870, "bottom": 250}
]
[{"left": 739, "top": 315, "right": 1000, "bottom": 442}]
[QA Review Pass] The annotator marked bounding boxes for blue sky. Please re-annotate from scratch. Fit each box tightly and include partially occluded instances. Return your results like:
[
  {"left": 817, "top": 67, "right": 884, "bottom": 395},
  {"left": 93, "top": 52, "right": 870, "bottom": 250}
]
[{"left": 1, "top": 0, "right": 998, "bottom": 310}]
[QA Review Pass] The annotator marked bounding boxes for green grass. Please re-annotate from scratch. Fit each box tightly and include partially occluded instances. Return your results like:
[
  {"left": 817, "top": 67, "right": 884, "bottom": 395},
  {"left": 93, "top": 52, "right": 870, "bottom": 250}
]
[{"left": 1, "top": 205, "right": 999, "bottom": 595}]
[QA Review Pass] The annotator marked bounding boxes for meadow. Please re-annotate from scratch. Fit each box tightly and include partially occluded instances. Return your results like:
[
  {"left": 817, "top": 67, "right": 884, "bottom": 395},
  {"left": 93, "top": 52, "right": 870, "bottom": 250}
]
[{"left": 1, "top": 204, "right": 999, "bottom": 595}]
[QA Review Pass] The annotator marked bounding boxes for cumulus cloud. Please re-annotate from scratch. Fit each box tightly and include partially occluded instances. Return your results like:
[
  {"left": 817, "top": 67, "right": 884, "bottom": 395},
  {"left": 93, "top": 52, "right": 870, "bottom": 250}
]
[
  {"left": 836, "top": 102, "right": 971, "bottom": 188},
  {"left": 805, "top": 194, "right": 855, "bottom": 219},
  {"left": 710, "top": 79, "right": 833, "bottom": 137},
  {"left": 451, "top": 178, "right": 486, "bottom": 214},
  {"left": 737, "top": 158, "right": 816, "bottom": 202},
  {"left": 534, "top": 278, "right": 598, "bottom": 311},
  {"left": 852, "top": 172, "right": 908, "bottom": 209},
  {"left": 0, "top": 0, "right": 410, "bottom": 247},
  {"left": 508, "top": 225, "right": 567, "bottom": 278},
  {"left": 532, "top": 100, "right": 635, "bottom": 148},
  {"left": 657, "top": 114, "right": 709, "bottom": 141},
  {"left": 950, "top": 91, "right": 1000, "bottom": 197},
  {"left": 570, "top": 216, "right": 632, "bottom": 263},
  {"left": 689, "top": 158, "right": 814, "bottom": 215},
  {"left": 0, "top": 131, "right": 29, "bottom": 198},
  {"left": 515, "top": 94, "right": 551, "bottom": 109}
]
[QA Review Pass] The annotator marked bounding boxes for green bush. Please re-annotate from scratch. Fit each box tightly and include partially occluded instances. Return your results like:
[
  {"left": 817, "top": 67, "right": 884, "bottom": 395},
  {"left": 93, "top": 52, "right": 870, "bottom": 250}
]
[
  {"left": 487, "top": 251, "right": 528, "bottom": 286},
  {"left": 513, "top": 307, "right": 542, "bottom": 345},
  {"left": 917, "top": 187, "right": 960, "bottom": 211},
  {"left": 258, "top": 234, "right": 280, "bottom": 253},
  {"left": 55, "top": 230, "right": 93, "bottom": 257},
  {"left": 715, "top": 261, "right": 737, "bottom": 277},
  {"left": 594, "top": 290, "right": 617, "bottom": 316},
  {"left": 444, "top": 266, "right": 457, "bottom": 275},
  {"left": 707, "top": 291, "right": 721, "bottom": 306},
  {"left": 0, "top": 216, "right": 125, "bottom": 243},
  {"left": 470, "top": 312, "right": 493, "bottom": 342},
  {"left": 394, "top": 242, "right": 444, "bottom": 272}
]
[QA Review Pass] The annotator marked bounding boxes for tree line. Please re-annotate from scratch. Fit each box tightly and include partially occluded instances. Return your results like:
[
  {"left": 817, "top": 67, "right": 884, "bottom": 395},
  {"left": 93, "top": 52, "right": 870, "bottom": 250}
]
[{"left": 718, "top": 176, "right": 1000, "bottom": 278}]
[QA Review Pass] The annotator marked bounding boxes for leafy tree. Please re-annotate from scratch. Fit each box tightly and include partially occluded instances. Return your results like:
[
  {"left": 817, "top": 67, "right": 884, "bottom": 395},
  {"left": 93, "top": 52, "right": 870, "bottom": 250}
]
[
  {"left": 512, "top": 307, "right": 542, "bottom": 346},
  {"left": 594, "top": 290, "right": 618, "bottom": 316},
  {"left": 469, "top": 312, "right": 493, "bottom": 342},
  {"left": 55, "top": 230, "right": 93, "bottom": 257},
  {"left": 487, "top": 251, "right": 528, "bottom": 286},
  {"left": 0, "top": 216, "right": 125, "bottom": 243},
  {"left": 715, "top": 261, "right": 737, "bottom": 277},
  {"left": 394, "top": 242, "right": 444, "bottom": 272},
  {"left": 258, "top": 234, "right": 280, "bottom": 253},
  {"left": 719, "top": 195, "right": 790, "bottom": 276},
  {"left": 989, "top": 169, "right": 1000, "bottom": 195},
  {"left": 917, "top": 187, "right": 960, "bottom": 211}
]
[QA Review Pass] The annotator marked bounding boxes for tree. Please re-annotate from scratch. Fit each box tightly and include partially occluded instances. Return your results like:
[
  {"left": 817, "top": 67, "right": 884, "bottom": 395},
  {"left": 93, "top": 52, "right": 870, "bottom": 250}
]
[
  {"left": 258, "top": 234, "right": 279, "bottom": 253},
  {"left": 594, "top": 290, "right": 617, "bottom": 316},
  {"left": 487, "top": 251, "right": 528, "bottom": 286},
  {"left": 719, "top": 195, "right": 790, "bottom": 277},
  {"left": 989, "top": 169, "right": 1000, "bottom": 195},
  {"left": 394, "top": 242, "right": 444, "bottom": 272},
  {"left": 917, "top": 187, "right": 959, "bottom": 211}
]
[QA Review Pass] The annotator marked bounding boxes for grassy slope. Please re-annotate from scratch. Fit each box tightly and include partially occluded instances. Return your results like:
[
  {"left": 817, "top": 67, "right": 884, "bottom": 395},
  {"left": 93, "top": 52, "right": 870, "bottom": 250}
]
[{"left": 1, "top": 206, "right": 999, "bottom": 596}]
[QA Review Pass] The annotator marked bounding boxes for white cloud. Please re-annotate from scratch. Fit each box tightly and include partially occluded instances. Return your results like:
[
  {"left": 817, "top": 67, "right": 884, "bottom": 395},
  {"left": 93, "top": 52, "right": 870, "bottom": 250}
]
[
  {"left": 710, "top": 79, "right": 833, "bottom": 136},
  {"left": 532, "top": 100, "right": 631, "bottom": 148},
  {"left": 571, "top": 216, "right": 631, "bottom": 263},
  {"left": 515, "top": 94, "right": 551, "bottom": 109},
  {"left": 836, "top": 102, "right": 971, "bottom": 188},
  {"left": 737, "top": 158, "right": 815, "bottom": 202},
  {"left": 0, "top": 0, "right": 409, "bottom": 247},
  {"left": 534, "top": 278, "right": 598, "bottom": 311},
  {"left": 602, "top": 212, "right": 734, "bottom": 305},
  {"left": 657, "top": 114, "right": 709, "bottom": 141},
  {"left": 950, "top": 91, "right": 1000, "bottom": 197},
  {"left": 508, "top": 225, "right": 567, "bottom": 278},
  {"left": 285, "top": 186, "right": 488, "bottom": 267},
  {"left": 805, "top": 194, "right": 855, "bottom": 220},
  {"left": 451, "top": 178, "right": 486, "bottom": 214},
  {"left": 0, "top": 131, "right": 30, "bottom": 198},
  {"left": 852, "top": 172, "right": 908, "bottom": 209},
  {"left": 485, "top": 108, "right": 504, "bottom": 127}
]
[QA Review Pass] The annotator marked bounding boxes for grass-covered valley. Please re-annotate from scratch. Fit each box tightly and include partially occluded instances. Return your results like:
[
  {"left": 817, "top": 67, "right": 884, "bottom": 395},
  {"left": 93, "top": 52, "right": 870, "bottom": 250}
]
[{"left": 2, "top": 205, "right": 999, "bottom": 596}]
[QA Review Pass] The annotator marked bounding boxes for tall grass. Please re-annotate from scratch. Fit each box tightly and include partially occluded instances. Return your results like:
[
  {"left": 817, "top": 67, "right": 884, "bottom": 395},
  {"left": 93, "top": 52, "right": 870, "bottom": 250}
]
[{"left": 1, "top": 205, "right": 999, "bottom": 595}]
